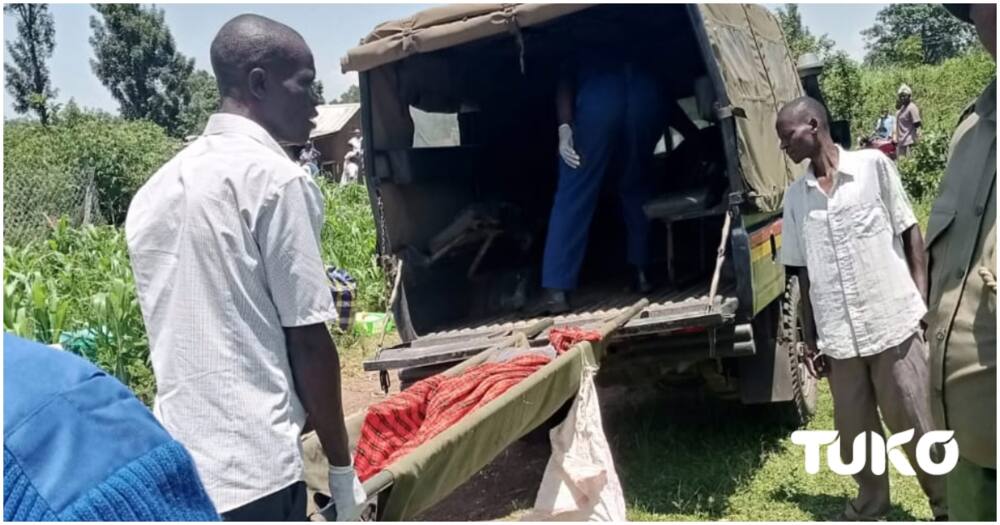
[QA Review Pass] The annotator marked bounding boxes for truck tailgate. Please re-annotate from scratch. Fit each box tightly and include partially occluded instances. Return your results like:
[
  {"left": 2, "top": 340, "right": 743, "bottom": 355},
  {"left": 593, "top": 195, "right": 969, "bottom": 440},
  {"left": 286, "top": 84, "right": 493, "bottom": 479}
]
[{"left": 366, "top": 281, "right": 737, "bottom": 372}]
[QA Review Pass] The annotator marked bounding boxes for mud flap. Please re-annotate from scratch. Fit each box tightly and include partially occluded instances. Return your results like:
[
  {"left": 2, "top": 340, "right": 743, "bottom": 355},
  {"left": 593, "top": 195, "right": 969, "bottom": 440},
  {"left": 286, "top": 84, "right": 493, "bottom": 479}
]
[{"left": 737, "top": 299, "right": 795, "bottom": 404}]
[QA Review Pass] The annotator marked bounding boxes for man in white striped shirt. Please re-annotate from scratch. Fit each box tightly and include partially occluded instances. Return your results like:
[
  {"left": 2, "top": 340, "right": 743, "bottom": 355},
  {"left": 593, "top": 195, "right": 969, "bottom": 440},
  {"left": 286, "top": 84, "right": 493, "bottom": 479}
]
[
  {"left": 126, "top": 15, "right": 364, "bottom": 521},
  {"left": 776, "top": 97, "right": 946, "bottom": 521}
]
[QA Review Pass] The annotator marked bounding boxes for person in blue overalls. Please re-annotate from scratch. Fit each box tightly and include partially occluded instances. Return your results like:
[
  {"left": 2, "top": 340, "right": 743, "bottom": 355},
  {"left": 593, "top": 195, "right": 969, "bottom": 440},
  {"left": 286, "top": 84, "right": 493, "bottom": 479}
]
[{"left": 531, "top": 46, "right": 696, "bottom": 315}]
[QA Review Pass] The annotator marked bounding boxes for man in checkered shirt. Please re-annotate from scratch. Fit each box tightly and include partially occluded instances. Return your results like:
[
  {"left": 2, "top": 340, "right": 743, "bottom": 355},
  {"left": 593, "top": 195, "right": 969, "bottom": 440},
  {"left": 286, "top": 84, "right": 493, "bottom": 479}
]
[{"left": 126, "top": 15, "right": 364, "bottom": 521}]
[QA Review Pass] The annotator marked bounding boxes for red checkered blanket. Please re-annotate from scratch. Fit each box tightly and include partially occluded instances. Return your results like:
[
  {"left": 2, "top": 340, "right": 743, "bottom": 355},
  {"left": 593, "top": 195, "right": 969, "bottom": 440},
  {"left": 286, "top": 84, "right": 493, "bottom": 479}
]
[{"left": 353, "top": 327, "right": 602, "bottom": 481}]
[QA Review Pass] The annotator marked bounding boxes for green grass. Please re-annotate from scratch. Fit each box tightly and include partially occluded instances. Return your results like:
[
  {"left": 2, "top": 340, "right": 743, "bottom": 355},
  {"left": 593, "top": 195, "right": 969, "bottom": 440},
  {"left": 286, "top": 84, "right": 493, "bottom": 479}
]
[{"left": 607, "top": 382, "right": 934, "bottom": 521}]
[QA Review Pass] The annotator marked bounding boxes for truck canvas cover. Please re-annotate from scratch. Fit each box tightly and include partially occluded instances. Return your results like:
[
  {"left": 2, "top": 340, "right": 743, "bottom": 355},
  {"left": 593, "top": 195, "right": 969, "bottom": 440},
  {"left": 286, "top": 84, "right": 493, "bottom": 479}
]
[{"left": 341, "top": 3, "right": 804, "bottom": 212}]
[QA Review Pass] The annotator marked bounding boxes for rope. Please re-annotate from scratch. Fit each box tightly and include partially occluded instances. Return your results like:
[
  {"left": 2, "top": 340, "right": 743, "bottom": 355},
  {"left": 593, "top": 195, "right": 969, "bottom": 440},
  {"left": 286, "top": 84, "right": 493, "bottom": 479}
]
[
  {"left": 707, "top": 211, "right": 733, "bottom": 312},
  {"left": 978, "top": 266, "right": 997, "bottom": 293}
]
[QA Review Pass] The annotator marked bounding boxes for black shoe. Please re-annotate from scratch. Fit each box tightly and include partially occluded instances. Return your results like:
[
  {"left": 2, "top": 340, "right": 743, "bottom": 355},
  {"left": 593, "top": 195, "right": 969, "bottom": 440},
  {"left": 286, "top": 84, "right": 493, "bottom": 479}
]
[
  {"left": 633, "top": 266, "right": 654, "bottom": 294},
  {"left": 527, "top": 288, "right": 570, "bottom": 316}
]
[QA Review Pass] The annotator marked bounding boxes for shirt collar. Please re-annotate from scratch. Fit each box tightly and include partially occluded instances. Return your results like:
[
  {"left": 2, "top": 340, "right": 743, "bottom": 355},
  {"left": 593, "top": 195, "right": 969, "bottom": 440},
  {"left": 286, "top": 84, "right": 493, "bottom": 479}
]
[
  {"left": 805, "top": 146, "right": 855, "bottom": 188},
  {"left": 202, "top": 113, "right": 287, "bottom": 158},
  {"left": 975, "top": 79, "right": 996, "bottom": 123}
]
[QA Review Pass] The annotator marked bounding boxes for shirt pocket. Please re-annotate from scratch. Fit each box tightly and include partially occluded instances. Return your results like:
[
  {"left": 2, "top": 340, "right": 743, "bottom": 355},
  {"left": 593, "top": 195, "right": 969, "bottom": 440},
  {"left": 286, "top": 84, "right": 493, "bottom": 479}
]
[{"left": 847, "top": 200, "right": 890, "bottom": 239}]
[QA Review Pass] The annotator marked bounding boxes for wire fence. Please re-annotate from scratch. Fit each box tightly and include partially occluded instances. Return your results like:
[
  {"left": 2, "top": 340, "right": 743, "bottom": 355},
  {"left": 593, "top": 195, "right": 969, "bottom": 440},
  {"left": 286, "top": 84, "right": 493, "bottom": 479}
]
[{"left": 3, "top": 168, "right": 104, "bottom": 246}]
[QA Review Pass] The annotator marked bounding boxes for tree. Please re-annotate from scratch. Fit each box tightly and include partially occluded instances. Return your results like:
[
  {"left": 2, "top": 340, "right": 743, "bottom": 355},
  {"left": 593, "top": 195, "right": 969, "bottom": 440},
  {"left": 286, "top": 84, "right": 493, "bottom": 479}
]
[
  {"left": 179, "top": 69, "right": 219, "bottom": 137},
  {"left": 335, "top": 84, "right": 360, "bottom": 104},
  {"left": 862, "top": 4, "right": 976, "bottom": 67},
  {"left": 819, "top": 51, "right": 862, "bottom": 125},
  {"left": 4, "top": 4, "right": 58, "bottom": 125},
  {"left": 89, "top": 4, "right": 194, "bottom": 137},
  {"left": 776, "top": 4, "right": 834, "bottom": 62}
]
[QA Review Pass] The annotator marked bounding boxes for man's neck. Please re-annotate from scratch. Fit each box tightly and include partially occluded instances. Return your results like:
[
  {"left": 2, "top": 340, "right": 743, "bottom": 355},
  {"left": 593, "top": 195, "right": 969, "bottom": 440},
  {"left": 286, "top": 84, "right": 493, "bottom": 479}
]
[
  {"left": 219, "top": 99, "right": 273, "bottom": 136},
  {"left": 811, "top": 141, "right": 840, "bottom": 180}
]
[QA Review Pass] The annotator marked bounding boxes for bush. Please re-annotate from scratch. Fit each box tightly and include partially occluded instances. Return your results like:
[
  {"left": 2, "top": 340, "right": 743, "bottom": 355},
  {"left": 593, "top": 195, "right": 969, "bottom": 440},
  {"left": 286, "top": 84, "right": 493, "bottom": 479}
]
[
  {"left": 853, "top": 49, "right": 994, "bottom": 139},
  {"left": 3, "top": 180, "right": 386, "bottom": 404},
  {"left": 4, "top": 219, "right": 155, "bottom": 404},
  {"left": 316, "top": 178, "right": 386, "bottom": 312},
  {"left": 3, "top": 109, "right": 181, "bottom": 243},
  {"left": 821, "top": 48, "right": 995, "bottom": 226}
]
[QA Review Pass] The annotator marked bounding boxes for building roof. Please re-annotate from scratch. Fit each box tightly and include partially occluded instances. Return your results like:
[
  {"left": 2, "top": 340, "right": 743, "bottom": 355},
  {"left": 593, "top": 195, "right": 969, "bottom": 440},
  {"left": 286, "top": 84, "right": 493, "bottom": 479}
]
[{"left": 311, "top": 103, "right": 361, "bottom": 138}]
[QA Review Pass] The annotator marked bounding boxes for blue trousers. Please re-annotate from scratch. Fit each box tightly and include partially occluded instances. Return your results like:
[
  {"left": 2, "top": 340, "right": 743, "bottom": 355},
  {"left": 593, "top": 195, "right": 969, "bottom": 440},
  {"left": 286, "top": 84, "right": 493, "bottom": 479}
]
[{"left": 542, "top": 64, "right": 663, "bottom": 291}]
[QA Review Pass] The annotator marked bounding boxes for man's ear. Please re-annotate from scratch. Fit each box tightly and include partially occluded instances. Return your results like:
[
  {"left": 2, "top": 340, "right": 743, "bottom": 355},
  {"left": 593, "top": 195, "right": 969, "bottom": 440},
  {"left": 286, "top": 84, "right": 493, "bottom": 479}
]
[
  {"left": 808, "top": 117, "right": 819, "bottom": 134},
  {"left": 248, "top": 68, "right": 267, "bottom": 101}
]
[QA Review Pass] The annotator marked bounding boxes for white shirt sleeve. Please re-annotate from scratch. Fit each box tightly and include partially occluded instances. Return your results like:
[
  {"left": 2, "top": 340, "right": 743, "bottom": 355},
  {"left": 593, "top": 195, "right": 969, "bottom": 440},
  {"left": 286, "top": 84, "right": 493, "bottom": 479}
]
[
  {"left": 875, "top": 155, "right": 918, "bottom": 236},
  {"left": 256, "top": 174, "right": 336, "bottom": 327},
  {"left": 779, "top": 188, "right": 806, "bottom": 267}
]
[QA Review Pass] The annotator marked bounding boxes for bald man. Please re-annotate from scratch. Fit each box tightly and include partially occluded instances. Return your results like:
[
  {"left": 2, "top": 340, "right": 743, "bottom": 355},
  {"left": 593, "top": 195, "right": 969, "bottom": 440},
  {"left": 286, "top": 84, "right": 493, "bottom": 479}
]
[
  {"left": 126, "top": 15, "right": 364, "bottom": 521},
  {"left": 776, "top": 97, "right": 946, "bottom": 520}
]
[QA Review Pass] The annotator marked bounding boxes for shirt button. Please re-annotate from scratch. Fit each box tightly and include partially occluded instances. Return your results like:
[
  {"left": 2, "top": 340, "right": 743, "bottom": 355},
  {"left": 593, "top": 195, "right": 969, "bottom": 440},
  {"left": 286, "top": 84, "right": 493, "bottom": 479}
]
[
  {"left": 936, "top": 331, "right": 946, "bottom": 342},
  {"left": 976, "top": 205, "right": 985, "bottom": 216},
  {"left": 956, "top": 269, "right": 965, "bottom": 281}
]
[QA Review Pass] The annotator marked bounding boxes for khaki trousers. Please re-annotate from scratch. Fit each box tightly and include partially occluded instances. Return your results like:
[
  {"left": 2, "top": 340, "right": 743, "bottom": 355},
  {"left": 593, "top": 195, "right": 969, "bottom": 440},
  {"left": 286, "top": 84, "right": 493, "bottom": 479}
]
[{"left": 826, "top": 333, "right": 948, "bottom": 519}]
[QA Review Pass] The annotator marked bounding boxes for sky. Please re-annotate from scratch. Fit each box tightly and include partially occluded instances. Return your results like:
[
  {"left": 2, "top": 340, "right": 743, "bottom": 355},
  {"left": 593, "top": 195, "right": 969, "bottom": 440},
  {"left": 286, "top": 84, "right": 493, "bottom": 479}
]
[{"left": 3, "top": 2, "right": 886, "bottom": 119}]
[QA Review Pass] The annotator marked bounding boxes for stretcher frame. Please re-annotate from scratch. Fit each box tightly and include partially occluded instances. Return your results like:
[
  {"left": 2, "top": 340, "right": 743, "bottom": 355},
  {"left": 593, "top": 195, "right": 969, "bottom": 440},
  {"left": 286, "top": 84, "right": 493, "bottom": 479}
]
[{"left": 301, "top": 300, "right": 648, "bottom": 521}]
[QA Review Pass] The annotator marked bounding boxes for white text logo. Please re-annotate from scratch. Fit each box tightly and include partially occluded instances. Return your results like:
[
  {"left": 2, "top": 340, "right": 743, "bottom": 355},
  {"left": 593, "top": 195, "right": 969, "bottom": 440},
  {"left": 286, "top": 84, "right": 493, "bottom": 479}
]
[{"left": 791, "top": 430, "right": 958, "bottom": 476}]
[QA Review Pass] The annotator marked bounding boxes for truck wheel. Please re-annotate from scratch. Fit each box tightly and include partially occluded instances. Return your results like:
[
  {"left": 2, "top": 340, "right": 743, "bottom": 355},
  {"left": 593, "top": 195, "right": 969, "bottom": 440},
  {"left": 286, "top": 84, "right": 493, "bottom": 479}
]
[{"left": 777, "top": 275, "right": 817, "bottom": 426}]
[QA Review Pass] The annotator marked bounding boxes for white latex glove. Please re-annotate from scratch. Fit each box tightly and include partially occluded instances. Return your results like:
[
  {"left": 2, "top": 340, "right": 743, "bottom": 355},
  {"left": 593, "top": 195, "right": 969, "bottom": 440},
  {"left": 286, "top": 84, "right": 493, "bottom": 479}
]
[
  {"left": 558, "top": 123, "right": 581, "bottom": 168},
  {"left": 328, "top": 463, "right": 366, "bottom": 521}
]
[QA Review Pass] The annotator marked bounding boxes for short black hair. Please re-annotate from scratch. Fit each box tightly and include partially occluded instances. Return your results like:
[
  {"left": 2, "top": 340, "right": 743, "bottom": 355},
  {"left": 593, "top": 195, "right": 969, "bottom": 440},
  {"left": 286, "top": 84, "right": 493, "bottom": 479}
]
[
  {"left": 777, "top": 96, "right": 829, "bottom": 131},
  {"left": 210, "top": 14, "right": 309, "bottom": 97}
]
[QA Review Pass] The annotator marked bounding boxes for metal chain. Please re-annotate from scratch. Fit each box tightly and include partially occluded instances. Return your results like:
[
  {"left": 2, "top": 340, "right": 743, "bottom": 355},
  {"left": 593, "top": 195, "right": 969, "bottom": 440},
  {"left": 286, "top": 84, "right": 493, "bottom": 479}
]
[
  {"left": 374, "top": 188, "right": 397, "bottom": 394},
  {"left": 374, "top": 188, "right": 399, "bottom": 295}
]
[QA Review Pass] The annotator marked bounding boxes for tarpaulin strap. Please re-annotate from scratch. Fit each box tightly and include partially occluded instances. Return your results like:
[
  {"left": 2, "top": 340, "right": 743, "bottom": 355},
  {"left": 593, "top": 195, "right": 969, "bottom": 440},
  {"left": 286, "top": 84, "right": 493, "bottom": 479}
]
[
  {"left": 500, "top": 5, "right": 526, "bottom": 74},
  {"left": 548, "top": 327, "right": 602, "bottom": 354},
  {"left": 716, "top": 105, "right": 747, "bottom": 119}
]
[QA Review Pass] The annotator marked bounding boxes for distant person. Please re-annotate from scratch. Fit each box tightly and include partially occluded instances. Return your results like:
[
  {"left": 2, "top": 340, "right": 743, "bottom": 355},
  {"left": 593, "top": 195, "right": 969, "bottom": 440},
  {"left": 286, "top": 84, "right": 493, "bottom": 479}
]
[
  {"left": 3, "top": 334, "right": 219, "bottom": 521},
  {"left": 894, "top": 84, "right": 922, "bottom": 157},
  {"left": 874, "top": 108, "right": 895, "bottom": 140},
  {"left": 125, "top": 14, "right": 365, "bottom": 521},
  {"left": 299, "top": 140, "right": 321, "bottom": 177},
  {"left": 342, "top": 129, "right": 362, "bottom": 186},
  {"left": 927, "top": 3, "right": 996, "bottom": 521},
  {"left": 347, "top": 127, "right": 362, "bottom": 152},
  {"left": 776, "top": 96, "right": 947, "bottom": 521}
]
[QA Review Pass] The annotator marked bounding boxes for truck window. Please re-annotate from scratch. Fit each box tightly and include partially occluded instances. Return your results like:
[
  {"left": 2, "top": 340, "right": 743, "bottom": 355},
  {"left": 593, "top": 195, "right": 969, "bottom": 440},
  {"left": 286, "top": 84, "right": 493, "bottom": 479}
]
[{"left": 410, "top": 107, "right": 461, "bottom": 148}]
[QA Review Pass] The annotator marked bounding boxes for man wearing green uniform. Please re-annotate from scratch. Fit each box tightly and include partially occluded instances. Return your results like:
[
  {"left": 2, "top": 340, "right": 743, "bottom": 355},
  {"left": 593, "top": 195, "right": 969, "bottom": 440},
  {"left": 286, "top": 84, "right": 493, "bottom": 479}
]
[{"left": 927, "top": 4, "right": 997, "bottom": 521}]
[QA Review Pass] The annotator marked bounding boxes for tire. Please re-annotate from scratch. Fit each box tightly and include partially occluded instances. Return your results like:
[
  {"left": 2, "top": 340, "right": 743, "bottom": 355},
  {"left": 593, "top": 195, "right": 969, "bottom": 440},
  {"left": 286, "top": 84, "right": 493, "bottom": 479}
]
[{"left": 776, "top": 274, "right": 818, "bottom": 426}]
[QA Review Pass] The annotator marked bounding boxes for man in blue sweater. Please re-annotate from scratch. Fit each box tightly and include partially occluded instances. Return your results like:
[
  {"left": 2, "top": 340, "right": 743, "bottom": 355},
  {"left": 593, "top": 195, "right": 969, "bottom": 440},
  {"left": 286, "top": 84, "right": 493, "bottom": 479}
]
[{"left": 3, "top": 333, "right": 219, "bottom": 521}]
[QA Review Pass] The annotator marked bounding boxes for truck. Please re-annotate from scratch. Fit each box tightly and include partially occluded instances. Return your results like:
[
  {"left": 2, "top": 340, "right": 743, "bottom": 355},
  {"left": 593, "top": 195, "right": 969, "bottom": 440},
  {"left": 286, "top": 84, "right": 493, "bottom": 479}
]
[{"left": 303, "top": 5, "right": 839, "bottom": 519}]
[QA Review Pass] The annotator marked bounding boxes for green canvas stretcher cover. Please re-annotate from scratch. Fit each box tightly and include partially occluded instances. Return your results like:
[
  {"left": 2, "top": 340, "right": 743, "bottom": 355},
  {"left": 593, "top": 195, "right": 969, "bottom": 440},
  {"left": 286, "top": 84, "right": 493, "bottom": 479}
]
[{"left": 302, "top": 338, "right": 605, "bottom": 521}]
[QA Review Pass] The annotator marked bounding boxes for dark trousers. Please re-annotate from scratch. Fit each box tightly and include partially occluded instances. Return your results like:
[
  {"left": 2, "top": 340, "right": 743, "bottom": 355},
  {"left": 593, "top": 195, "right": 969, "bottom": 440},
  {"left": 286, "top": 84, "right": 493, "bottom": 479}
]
[
  {"left": 542, "top": 63, "right": 663, "bottom": 290},
  {"left": 826, "top": 334, "right": 948, "bottom": 519},
  {"left": 222, "top": 482, "right": 307, "bottom": 522}
]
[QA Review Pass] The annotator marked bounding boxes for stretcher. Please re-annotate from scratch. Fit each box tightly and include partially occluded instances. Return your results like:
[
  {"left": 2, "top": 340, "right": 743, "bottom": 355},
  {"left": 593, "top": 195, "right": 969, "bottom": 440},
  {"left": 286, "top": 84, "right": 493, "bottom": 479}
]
[{"left": 301, "top": 299, "right": 648, "bottom": 521}]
